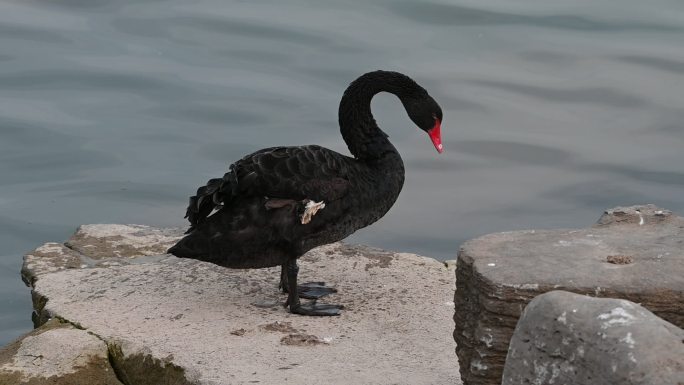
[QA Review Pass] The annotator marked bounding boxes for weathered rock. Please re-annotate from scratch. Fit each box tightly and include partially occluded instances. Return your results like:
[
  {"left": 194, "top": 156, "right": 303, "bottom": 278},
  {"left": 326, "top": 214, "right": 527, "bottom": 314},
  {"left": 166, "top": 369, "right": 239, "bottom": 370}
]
[
  {"left": 454, "top": 205, "right": 684, "bottom": 385},
  {"left": 0, "top": 319, "right": 123, "bottom": 385},
  {"left": 502, "top": 291, "right": 684, "bottom": 385},
  {"left": 19, "top": 224, "right": 460, "bottom": 385}
]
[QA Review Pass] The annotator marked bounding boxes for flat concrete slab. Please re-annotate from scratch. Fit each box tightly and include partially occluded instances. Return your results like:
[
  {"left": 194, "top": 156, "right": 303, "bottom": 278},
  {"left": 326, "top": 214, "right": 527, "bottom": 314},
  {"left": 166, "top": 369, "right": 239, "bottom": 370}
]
[
  {"left": 454, "top": 205, "right": 684, "bottom": 385},
  {"left": 21, "top": 224, "right": 460, "bottom": 385}
]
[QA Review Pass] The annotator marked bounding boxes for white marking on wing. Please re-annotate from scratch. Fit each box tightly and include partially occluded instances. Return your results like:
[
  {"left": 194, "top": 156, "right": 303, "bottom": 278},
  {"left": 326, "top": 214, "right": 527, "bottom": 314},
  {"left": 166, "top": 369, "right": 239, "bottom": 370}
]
[{"left": 301, "top": 200, "right": 325, "bottom": 224}]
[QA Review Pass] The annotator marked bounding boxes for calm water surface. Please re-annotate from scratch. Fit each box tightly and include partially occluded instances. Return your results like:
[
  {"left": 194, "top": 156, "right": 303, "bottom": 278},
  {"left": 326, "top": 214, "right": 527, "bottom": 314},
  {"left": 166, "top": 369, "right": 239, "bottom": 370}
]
[{"left": 1, "top": 0, "right": 683, "bottom": 344}]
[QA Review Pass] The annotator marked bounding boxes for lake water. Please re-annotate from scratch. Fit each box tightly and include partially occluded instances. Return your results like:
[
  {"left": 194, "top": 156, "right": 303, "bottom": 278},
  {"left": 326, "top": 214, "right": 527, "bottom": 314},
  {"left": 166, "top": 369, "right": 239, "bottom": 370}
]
[{"left": 1, "top": 0, "right": 683, "bottom": 346}]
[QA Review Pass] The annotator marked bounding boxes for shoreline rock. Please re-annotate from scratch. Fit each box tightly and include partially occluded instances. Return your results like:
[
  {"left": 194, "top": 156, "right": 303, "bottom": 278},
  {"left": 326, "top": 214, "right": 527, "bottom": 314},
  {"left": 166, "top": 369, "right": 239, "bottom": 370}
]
[
  {"left": 502, "top": 291, "right": 684, "bottom": 385},
  {"left": 4, "top": 224, "right": 460, "bottom": 385},
  {"left": 453, "top": 205, "right": 684, "bottom": 385}
]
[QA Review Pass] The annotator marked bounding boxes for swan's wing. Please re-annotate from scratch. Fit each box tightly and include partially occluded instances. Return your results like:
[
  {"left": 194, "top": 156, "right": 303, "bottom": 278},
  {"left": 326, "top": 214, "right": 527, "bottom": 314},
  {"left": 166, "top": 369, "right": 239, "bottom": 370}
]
[
  {"left": 239, "top": 145, "right": 352, "bottom": 201},
  {"left": 184, "top": 145, "right": 352, "bottom": 227}
]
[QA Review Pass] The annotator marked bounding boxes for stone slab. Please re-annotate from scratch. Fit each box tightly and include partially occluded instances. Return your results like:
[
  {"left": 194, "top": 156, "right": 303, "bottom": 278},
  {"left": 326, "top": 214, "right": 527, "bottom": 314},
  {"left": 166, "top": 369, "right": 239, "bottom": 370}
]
[
  {"left": 453, "top": 205, "right": 684, "bottom": 385},
  {"left": 20, "top": 224, "right": 460, "bottom": 385},
  {"left": 0, "top": 320, "right": 123, "bottom": 385},
  {"left": 502, "top": 291, "right": 684, "bottom": 385}
]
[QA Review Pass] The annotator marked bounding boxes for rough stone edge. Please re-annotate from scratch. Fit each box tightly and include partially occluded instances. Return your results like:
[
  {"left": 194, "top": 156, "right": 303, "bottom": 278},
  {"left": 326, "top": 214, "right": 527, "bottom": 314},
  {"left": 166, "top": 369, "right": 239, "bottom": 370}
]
[
  {"left": 454, "top": 250, "right": 519, "bottom": 384},
  {"left": 0, "top": 319, "right": 124, "bottom": 385},
  {"left": 64, "top": 224, "right": 184, "bottom": 259},
  {"left": 594, "top": 204, "right": 674, "bottom": 227},
  {"left": 1, "top": 317, "right": 193, "bottom": 385},
  {"left": 17, "top": 225, "right": 198, "bottom": 385},
  {"left": 107, "top": 342, "right": 195, "bottom": 385}
]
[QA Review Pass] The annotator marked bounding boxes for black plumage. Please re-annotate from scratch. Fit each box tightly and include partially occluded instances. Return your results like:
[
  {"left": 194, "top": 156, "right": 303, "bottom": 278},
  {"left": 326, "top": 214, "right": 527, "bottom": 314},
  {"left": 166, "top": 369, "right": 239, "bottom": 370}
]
[{"left": 168, "top": 70, "right": 443, "bottom": 316}]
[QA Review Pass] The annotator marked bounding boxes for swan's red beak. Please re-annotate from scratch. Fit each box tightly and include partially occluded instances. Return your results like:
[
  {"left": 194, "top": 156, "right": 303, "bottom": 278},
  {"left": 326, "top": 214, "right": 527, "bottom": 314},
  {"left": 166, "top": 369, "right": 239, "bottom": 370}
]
[{"left": 428, "top": 119, "right": 443, "bottom": 153}]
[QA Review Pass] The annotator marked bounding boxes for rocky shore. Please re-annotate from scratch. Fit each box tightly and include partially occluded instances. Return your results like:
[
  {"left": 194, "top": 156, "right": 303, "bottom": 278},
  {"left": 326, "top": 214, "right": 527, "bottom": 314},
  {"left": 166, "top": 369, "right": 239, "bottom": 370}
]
[{"left": 3, "top": 204, "right": 683, "bottom": 385}]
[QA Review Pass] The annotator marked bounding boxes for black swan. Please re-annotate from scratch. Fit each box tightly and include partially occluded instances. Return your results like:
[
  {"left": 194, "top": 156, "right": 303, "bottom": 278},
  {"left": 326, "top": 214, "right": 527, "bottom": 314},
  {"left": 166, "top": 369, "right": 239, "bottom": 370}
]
[{"left": 168, "top": 70, "right": 443, "bottom": 316}]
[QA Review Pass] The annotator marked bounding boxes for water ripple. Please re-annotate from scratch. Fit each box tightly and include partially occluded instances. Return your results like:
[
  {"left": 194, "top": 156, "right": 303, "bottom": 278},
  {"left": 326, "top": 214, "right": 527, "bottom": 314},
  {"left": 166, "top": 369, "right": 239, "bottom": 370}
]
[
  {"left": 0, "top": 23, "right": 72, "bottom": 44},
  {"left": 178, "top": 16, "right": 331, "bottom": 45},
  {"left": 389, "top": 2, "right": 683, "bottom": 32},
  {"left": 447, "top": 140, "right": 574, "bottom": 166},
  {"left": 542, "top": 180, "right": 681, "bottom": 210},
  {"left": 0, "top": 118, "right": 119, "bottom": 184},
  {"left": 518, "top": 51, "right": 578, "bottom": 65},
  {"left": 0, "top": 69, "right": 186, "bottom": 93},
  {"left": 146, "top": 103, "right": 269, "bottom": 126},
  {"left": 578, "top": 163, "right": 684, "bottom": 186},
  {"left": 469, "top": 79, "right": 645, "bottom": 108},
  {"left": 26, "top": 0, "right": 115, "bottom": 9},
  {"left": 616, "top": 55, "right": 684, "bottom": 75}
]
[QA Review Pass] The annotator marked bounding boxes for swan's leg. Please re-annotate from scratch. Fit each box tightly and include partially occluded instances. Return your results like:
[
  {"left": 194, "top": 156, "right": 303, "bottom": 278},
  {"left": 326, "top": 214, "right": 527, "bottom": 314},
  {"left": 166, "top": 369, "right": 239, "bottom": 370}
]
[
  {"left": 280, "top": 263, "right": 287, "bottom": 291},
  {"left": 284, "top": 259, "right": 343, "bottom": 316},
  {"left": 280, "top": 262, "right": 337, "bottom": 299}
]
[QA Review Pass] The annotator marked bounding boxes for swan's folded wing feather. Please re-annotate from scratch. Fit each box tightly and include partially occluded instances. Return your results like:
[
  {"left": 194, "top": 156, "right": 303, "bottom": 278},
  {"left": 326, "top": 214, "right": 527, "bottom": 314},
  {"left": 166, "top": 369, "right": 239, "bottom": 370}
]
[
  {"left": 185, "top": 145, "right": 351, "bottom": 227},
  {"left": 241, "top": 145, "right": 351, "bottom": 202}
]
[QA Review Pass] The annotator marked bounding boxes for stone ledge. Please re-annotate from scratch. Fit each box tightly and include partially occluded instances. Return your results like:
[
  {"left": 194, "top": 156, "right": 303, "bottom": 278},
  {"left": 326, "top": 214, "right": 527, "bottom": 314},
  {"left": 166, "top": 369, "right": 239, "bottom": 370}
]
[{"left": 15, "top": 224, "right": 460, "bottom": 385}]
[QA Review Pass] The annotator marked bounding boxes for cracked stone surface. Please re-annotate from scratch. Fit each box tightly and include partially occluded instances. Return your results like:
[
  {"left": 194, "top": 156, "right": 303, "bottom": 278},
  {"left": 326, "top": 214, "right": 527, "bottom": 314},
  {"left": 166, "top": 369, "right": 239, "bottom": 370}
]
[
  {"left": 502, "top": 291, "right": 684, "bottom": 385},
  {"left": 18, "top": 224, "right": 460, "bottom": 385},
  {"left": 454, "top": 205, "right": 684, "bottom": 385},
  {"left": 0, "top": 319, "right": 122, "bottom": 385}
]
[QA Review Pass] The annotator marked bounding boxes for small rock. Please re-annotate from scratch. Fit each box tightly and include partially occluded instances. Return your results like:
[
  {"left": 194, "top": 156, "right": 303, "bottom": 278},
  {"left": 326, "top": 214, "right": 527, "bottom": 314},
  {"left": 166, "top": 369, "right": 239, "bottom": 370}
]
[
  {"left": 606, "top": 255, "right": 633, "bottom": 265},
  {"left": 259, "top": 321, "right": 298, "bottom": 333},
  {"left": 280, "top": 334, "right": 326, "bottom": 346}
]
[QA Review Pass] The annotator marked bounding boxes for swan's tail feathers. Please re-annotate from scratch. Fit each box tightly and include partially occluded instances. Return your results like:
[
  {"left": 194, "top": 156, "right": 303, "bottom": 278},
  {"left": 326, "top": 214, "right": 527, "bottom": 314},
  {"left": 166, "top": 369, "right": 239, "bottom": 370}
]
[
  {"left": 167, "top": 232, "right": 210, "bottom": 260},
  {"left": 184, "top": 168, "right": 240, "bottom": 227}
]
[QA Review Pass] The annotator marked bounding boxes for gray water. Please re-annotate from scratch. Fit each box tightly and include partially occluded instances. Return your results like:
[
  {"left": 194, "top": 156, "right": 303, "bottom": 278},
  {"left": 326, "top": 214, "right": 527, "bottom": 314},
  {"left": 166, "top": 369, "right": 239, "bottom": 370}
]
[{"left": 1, "top": 0, "right": 683, "bottom": 345}]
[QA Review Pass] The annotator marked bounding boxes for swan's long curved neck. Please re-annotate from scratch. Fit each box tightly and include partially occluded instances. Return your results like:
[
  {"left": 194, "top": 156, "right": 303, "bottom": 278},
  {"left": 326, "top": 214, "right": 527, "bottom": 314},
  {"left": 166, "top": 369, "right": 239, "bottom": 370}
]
[{"left": 338, "top": 71, "right": 419, "bottom": 161}]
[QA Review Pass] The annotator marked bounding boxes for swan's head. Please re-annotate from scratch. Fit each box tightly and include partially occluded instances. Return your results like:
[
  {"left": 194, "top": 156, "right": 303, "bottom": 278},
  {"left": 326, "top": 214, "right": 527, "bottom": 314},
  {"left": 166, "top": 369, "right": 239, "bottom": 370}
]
[{"left": 403, "top": 93, "right": 444, "bottom": 153}]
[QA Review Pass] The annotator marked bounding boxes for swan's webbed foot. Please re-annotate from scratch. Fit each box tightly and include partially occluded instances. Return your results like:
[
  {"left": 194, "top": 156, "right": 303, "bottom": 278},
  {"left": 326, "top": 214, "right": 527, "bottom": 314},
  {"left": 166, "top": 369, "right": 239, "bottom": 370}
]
[
  {"left": 298, "top": 282, "right": 337, "bottom": 299},
  {"left": 283, "top": 259, "right": 343, "bottom": 317},
  {"left": 283, "top": 281, "right": 337, "bottom": 299},
  {"left": 289, "top": 302, "right": 344, "bottom": 316},
  {"left": 280, "top": 265, "right": 338, "bottom": 299}
]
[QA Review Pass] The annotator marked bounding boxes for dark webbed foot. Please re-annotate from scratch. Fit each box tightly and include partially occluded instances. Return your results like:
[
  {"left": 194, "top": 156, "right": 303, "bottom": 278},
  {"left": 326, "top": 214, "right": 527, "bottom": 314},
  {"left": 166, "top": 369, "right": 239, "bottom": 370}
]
[
  {"left": 296, "top": 282, "right": 338, "bottom": 299},
  {"left": 290, "top": 302, "right": 344, "bottom": 316},
  {"left": 280, "top": 265, "right": 338, "bottom": 299},
  {"left": 283, "top": 259, "right": 343, "bottom": 317}
]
